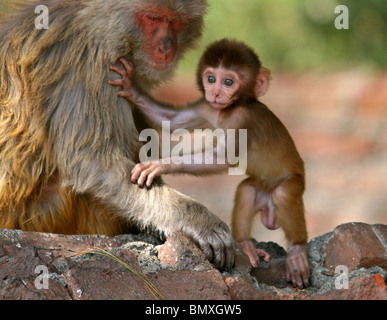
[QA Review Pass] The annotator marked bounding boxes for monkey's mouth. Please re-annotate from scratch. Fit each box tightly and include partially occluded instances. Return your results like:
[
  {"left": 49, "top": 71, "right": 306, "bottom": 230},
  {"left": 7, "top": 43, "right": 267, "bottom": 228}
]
[
  {"left": 152, "top": 62, "right": 170, "bottom": 70},
  {"left": 145, "top": 57, "right": 173, "bottom": 71},
  {"left": 208, "top": 101, "right": 228, "bottom": 110}
]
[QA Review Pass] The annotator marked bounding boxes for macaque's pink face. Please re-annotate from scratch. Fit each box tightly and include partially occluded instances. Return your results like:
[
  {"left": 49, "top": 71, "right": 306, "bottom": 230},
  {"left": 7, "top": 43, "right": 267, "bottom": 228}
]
[
  {"left": 202, "top": 67, "right": 241, "bottom": 109},
  {"left": 136, "top": 7, "right": 188, "bottom": 70}
]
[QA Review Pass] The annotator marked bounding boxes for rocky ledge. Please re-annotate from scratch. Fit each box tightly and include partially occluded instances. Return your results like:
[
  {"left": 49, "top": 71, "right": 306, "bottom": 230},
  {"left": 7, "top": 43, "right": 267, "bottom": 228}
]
[{"left": 0, "top": 222, "right": 386, "bottom": 300}]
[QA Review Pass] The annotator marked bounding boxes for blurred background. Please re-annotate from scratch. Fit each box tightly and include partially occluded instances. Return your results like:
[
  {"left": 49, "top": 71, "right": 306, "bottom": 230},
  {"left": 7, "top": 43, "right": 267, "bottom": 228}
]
[
  {"left": 1, "top": 0, "right": 386, "bottom": 247},
  {"left": 155, "top": 0, "right": 387, "bottom": 247}
]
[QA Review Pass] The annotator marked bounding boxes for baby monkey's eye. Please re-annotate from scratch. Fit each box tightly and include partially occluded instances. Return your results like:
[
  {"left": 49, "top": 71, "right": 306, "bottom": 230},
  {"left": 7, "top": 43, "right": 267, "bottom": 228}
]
[
  {"left": 208, "top": 76, "right": 216, "bottom": 84},
  {"left": 224, "top": 79, "right": 234, "bottom": 86}
]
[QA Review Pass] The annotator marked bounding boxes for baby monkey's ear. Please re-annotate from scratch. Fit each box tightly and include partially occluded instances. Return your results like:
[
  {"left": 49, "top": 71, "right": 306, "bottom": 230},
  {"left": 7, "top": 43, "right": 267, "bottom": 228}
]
[{"left": 255, "top": 67, "right": 271, "bottom": 97}]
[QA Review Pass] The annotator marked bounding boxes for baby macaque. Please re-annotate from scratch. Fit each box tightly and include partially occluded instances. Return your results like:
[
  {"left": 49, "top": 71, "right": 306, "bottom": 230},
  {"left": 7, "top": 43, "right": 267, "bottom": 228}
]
[{"left": 109, "top": 39, "right": 310, "bottom": 288}]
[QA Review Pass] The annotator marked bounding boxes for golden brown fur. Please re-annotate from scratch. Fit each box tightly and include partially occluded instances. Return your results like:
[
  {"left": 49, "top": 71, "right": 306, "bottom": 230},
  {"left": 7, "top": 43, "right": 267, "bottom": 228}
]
[
  {"left": 224, "top": 102, "right": 307, "bottom": 244},
  {"left": 120, "top": 39, "right": 309, "bottom": 285},
  {"left": 0, "top": 0, "right": 235, "bottom": 270}
]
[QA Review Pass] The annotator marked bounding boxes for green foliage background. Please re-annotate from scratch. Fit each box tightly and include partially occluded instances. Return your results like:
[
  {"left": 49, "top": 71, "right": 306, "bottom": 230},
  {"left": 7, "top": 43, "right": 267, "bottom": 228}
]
[
  {"left": 1, "top": 0, "right": 386, "bottom": 72},
  {"left": 183, "top": 0, "right": 387, "bottom": 72}
]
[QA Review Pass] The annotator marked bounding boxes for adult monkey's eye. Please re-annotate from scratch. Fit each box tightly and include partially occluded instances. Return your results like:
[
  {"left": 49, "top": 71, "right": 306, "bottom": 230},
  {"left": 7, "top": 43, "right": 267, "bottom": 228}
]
[
  {"left": 147, "top": 16, "right": 161, "bottom": 22},
  {"left": 224, "top": 79, "right": 234, "bottom": 86},
  {"left": 208, "top": 76, "right": 216, "bottom": 84}
]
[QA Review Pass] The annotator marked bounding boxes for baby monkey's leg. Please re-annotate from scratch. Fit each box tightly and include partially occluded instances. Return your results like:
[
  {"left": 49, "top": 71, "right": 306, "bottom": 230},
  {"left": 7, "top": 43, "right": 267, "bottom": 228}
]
[{"left": 231, "top": 178, "right": 271, "bottom": 267}]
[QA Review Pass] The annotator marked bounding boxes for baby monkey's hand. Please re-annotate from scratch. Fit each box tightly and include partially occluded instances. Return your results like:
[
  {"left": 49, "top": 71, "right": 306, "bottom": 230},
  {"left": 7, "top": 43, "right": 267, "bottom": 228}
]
[
  {"left": 109, "top": 57, "right": 140, "bottom": 102},
  {"left": 131, "top": 161, "right": 167, "bottom": 188}
]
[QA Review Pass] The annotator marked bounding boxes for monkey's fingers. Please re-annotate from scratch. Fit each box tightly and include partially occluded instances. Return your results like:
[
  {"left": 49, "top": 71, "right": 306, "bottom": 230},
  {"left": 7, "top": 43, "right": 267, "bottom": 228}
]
[
  {"left": 240, "top": 240, "right": 260, "bottom": 267},
  {"left": 130, "top": 165, "right": 141, "bottom": 183},
  {"left": 135, "top": 164, "right": 162, "bottom": 187},
  {"left": 225, "top": 240, "right": 235, "bottom": 272},
  {"left": 212, "top": 229, "right": 235, "bottom": 272},
  {"left": 196, "top": 227, "right": 235, "bottom": 272},
  {"left": 256, "top": 249, "right": 271, "bottom": 263},
  {"left": 109, "top": 79, "right": 125, "bottom": 87},
  {"left": 220, "top": 230, "right": 235, "bottom": 272},
  {"left": 211, "top": 232, "right": 226, "bottom": 270},
  {"left": 286, "top": 259, "right": 302, "bottom": 289},
  {"left": 109, "top": 65, "right": 127, "bottom": 78},
  {"left": 119, "top": 57, "right": 135, "bottom": 76},
  {"left": 299, "top": 254, "right": 310, "bottom": 288},
  {"left": 145, "top": 167, "right": 163, "bottom": 188},
  {"left": 137, "top": 168, "right": 153, "bottom": 187},
  {"left": 286, "top": 256, "right": 309, "bottom": 289},
  {"left": 197, "top": 238, "right": 214, "bottom": 265},
  {"left": 117, "top": 90, "right": 133, "bottom": 98},
  {"left": 131, "top": 163, "right": 150, "bottom": 184}
]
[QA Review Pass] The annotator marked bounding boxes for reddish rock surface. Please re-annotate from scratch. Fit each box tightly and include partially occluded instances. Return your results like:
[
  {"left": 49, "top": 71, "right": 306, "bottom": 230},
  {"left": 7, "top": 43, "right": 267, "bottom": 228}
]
[
  {"left": 158, "top": 231, "right": 209, "bottom": 269},
  {"left": 0, "top": 223, "right": 386, "bottom": 300},
  {"left": 323, "top": 223, "right": 387, "bottom": 272}
]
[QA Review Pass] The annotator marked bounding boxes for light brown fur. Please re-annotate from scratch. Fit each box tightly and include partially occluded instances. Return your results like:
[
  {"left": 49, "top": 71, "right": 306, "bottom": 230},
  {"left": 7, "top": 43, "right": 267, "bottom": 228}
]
[
  {"left": 114, "top": 39, "right": 309, "bottom": 286},
  {"left": 0, "top": 0, "right": 235, "bottom": 271}
]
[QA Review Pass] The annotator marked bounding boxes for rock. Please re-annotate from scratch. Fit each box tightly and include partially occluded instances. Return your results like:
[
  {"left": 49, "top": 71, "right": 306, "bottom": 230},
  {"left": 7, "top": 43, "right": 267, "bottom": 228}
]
[
  {"left": 311, "top": 274, "right": 387, "bottom": 300},
  {"left": 250, "top": 241, "right": 288, "bottom": 288},
  {"left": 323, "top": 223, "right": 387, "bottom": 272},
  {"left": 224, "top": 275, "right": 262, "bottom": 300},
  {"left": 158, "top": 231, "right": 211, "bottom": 270},
  {"left": 0, "top": 223, "right": 386, "bottom": 300}
]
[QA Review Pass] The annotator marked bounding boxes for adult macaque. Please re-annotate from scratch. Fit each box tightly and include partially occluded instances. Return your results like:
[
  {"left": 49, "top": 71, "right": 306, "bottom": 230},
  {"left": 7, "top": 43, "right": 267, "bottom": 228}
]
[
  {"left": 110, "top": 39, "right": 310, "bottom": 288},
  {"left": 0, "top": 0, "right": 236, "bottom": 271}
]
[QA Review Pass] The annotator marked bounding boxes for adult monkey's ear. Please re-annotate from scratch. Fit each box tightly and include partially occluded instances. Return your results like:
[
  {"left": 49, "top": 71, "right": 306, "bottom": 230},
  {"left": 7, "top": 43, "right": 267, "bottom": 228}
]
[{"left": 255, "top": 67, "right": 271, "bottom": 97}]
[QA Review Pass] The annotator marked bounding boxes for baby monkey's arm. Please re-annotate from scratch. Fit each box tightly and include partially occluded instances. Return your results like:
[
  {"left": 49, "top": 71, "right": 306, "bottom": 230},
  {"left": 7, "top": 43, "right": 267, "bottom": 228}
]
[{"left": 109, "top": 58, "right": 213, "bottom": 131}]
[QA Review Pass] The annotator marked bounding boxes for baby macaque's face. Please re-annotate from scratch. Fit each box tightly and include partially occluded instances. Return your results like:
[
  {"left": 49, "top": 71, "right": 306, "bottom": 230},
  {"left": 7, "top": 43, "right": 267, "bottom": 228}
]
[{"left": 202, "top": 67, "right": 241, "bottom": 109}]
